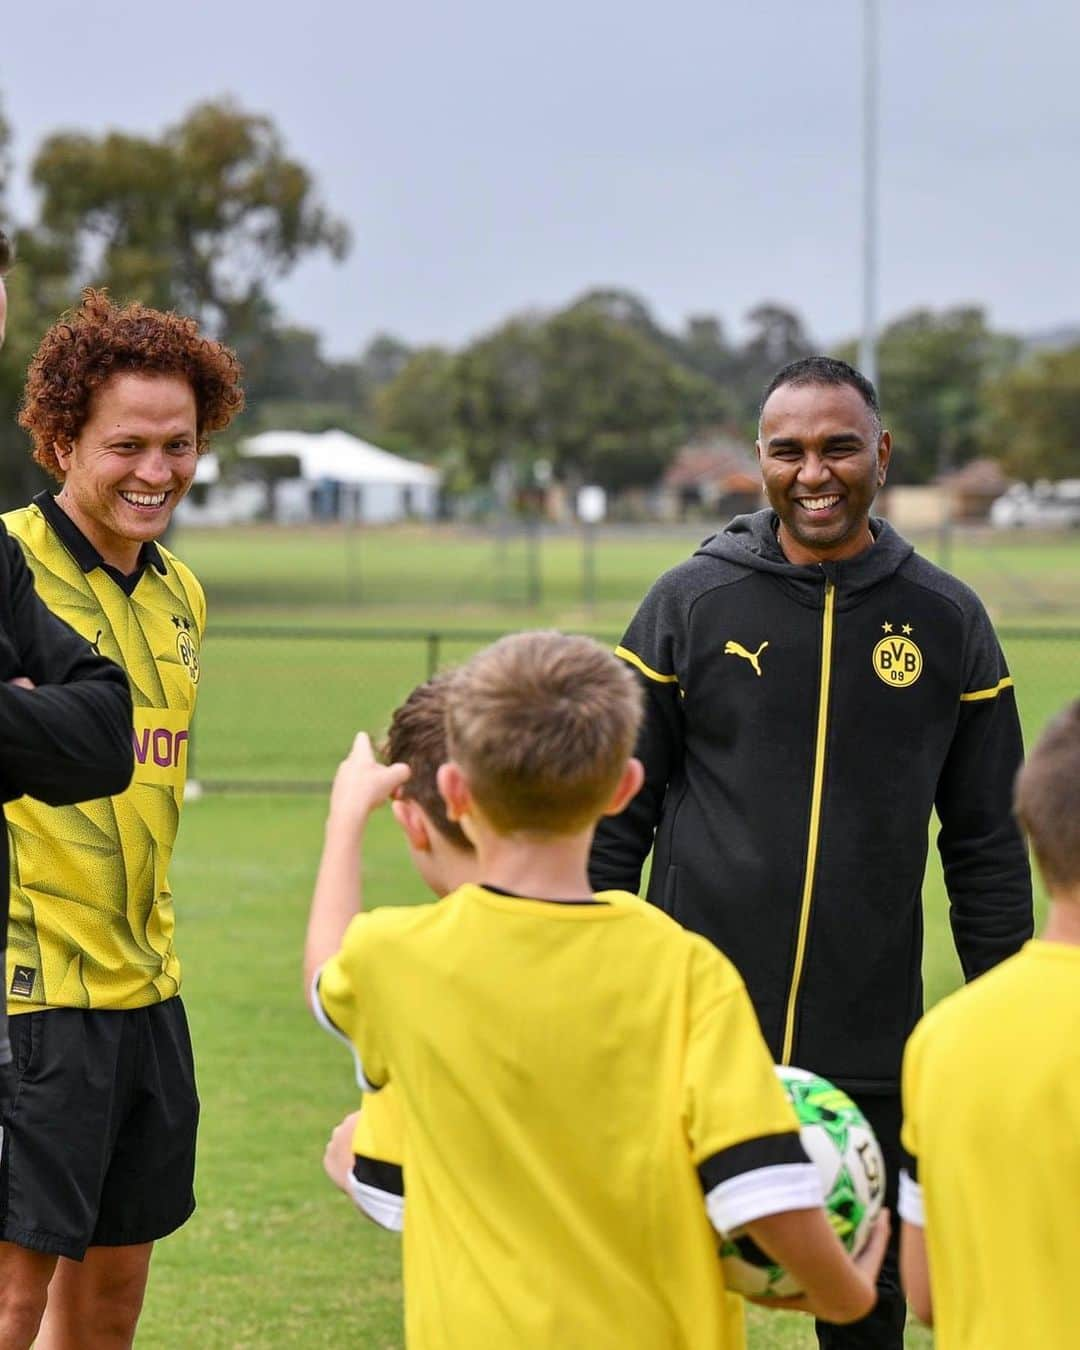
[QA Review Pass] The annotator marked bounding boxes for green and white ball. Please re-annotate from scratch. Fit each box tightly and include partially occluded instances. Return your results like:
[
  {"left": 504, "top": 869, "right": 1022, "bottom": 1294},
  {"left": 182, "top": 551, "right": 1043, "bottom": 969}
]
[{"left": 719, "top": 1066, "right": 885, "bottom": 1298}]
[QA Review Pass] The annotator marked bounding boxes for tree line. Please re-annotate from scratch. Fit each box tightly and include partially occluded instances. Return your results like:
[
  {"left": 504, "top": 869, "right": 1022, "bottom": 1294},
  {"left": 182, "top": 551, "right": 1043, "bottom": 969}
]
[{"left": 1, "top": 97, "right": 1076, "bottom": 507}]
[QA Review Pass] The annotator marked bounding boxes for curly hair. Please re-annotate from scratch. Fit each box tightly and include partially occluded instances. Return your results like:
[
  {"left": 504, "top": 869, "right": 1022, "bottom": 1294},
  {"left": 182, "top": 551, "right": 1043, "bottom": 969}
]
[{"left": 18, "top": 289, "right": 245, "bottom": 480}]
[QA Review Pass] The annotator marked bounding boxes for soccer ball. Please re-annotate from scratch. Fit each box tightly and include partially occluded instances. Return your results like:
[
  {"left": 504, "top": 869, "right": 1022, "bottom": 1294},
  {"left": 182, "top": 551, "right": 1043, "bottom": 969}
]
[{"left": 719, "top": 1066, "right": 885, "bottom": 1298}]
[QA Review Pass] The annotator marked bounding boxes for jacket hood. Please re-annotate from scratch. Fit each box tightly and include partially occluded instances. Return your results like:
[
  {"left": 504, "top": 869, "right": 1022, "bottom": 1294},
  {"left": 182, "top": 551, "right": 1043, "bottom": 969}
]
[{"left": 695, "top": 508, "right": 915, "bottom": 607}]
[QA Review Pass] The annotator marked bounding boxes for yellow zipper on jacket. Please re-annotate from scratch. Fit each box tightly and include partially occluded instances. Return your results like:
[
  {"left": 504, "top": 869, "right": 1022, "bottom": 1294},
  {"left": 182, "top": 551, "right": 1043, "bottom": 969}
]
[{"left": 780, "top": 577, "right": 836, "bottom": 1064}]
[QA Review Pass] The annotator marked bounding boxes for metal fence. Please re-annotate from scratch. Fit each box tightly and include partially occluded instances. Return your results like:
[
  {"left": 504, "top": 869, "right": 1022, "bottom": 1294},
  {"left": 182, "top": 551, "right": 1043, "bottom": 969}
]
[{"left": 187, "top": 624, "right": 1080, "bottom": 794}]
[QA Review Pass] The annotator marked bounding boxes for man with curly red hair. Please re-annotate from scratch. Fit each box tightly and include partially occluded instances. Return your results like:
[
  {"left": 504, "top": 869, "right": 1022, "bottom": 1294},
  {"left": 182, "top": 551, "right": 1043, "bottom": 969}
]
[
  {"left": 0, "top": 289, "right": 243, "bottom": 1350},
  {"left": 0, "top": 244, "right": 135, "bottom": 1193}
]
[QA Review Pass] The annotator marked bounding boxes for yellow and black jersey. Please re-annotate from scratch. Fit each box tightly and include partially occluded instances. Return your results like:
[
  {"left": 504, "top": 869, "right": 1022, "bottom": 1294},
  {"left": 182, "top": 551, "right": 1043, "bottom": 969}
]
[
  {"left": 349, "top": 1085, "right": 406, "bottom": 1231},
  {"left": 3, "top": 493, "right": 204, "bottom": 1012},
  {"left": 316, "top": 883, "right": 812, "bottom": 1350},
  {"left": 348, "top": 1078, "right": 748, "bottom": 1348},
  {"left": 900, "top": 941, "right": 1080, "bottom": 1349}
]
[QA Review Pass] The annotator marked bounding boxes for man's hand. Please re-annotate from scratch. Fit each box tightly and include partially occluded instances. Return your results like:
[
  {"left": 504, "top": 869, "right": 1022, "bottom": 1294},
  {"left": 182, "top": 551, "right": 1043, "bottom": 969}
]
[
  {"left": 327, "top": 734, "right": 410, "bottom": 835},
  {"left": 6, "top": 677, "right": 34, "bottom": 690},
  {"left": 324, "top": 1110, "right": 362, "bottom": 1194}
]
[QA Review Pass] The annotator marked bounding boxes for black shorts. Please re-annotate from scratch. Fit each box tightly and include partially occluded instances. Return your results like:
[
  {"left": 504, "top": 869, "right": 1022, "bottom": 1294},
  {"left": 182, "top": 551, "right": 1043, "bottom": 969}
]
[{"left": 0, "top": 998, "right": 199, "bottom": 1260}]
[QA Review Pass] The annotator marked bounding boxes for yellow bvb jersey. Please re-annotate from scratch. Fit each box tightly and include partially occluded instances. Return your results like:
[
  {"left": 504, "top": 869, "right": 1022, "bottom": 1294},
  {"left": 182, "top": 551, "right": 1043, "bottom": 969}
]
[
  {"left": 901, "top": 941, "right": 1080, "bottom": 1350},
  {"left": 3, "top": 498, "right": 204, "bottom": 1012},
  {"left": 317, "top": 883, "right": 801, "bottom": 1350},
  {"left": 351, "top": 1083, "right": 748, "bottom": 1350}
]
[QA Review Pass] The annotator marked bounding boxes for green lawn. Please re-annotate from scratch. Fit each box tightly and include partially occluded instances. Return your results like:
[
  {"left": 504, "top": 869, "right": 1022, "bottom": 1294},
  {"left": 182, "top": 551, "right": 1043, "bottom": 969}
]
[
  {"left": 174, "top": 521, "right": 1080, "bottom": 629},
  {"left": 141, "top": 796, "right": 942, "bottom": 1349},
  {"left": 131, "top": 522, "right": 1075, "bottom": 1345}
]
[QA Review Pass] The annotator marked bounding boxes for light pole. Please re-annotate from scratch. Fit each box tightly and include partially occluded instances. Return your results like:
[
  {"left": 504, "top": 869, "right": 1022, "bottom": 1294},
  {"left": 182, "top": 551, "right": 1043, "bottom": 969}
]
[{"left": 858, "top": 0, "right": 879, "bottom": 391}]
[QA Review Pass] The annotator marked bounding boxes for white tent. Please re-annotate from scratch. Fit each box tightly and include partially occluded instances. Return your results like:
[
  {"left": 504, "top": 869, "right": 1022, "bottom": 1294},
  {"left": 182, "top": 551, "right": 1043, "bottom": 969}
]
[
  {"left": 241, "top": 429, "right": 441, "bottom": 524},
  {"left": 174, "top": 450, "right": 271, "bottom": 526}
]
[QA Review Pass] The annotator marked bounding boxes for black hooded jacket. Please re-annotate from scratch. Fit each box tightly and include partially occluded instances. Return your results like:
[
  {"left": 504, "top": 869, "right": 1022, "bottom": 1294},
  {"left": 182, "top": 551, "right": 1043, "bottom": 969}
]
[
  {"left": 589, "top": 510, "right": 1033, "bottom": 1094},
  {"left": 0, "top": 521, "right": 134, "bottom": 1067}
]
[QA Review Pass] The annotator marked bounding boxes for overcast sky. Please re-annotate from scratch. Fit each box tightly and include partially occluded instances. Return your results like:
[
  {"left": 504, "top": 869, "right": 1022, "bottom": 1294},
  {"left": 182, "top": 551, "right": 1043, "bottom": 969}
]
[{"left": 2, "top": 0, "right": 1077, "bottom": 358}]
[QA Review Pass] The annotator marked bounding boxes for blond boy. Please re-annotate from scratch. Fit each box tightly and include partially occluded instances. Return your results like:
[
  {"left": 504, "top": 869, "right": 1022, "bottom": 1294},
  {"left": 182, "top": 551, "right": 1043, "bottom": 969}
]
[
  {"left": 899, "top": 698, "right": 1080, "bottom": 1347},
  {"left": 306, "top": 633, "right": 885, "bottom": 1348},
  {"left": 326, "top": 674, "right": 752, "bottom": 1347}
]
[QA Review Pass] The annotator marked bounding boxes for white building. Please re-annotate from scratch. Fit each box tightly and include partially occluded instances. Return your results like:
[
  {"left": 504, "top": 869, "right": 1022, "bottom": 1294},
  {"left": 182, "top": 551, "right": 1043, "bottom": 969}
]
[
  {"left": 244, "top": 429, "right": 441, "bottom": 524},
  {"left": 174, "top": 452, "right": 270, "bottom": 526},
  {"left": 175, "top": 431, "right": 441, "bottom": 526}
]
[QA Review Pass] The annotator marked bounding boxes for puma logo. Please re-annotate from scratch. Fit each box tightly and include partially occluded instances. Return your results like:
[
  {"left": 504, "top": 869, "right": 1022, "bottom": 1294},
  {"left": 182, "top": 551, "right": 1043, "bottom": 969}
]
[
  {"left": 724, "top": 640, "right": 769, "bottom": 677},
  {"left": 89, "top": 630, "right": 104, "bottom": 656}
]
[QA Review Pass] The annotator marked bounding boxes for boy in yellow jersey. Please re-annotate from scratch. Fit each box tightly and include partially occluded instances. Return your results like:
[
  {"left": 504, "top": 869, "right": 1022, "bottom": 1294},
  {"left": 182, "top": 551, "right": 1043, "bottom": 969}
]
[
  {"left": 306, "top": 631, "right": 887, "bottom": 1348},
  {"left": 899, "top": 697, "right": 1080, "bottom": 1348},
  {"left": 0, "top": 291, "right": 243, "bottom": 1350},
  {"left": 324, "top": 677, "right": 750, "bottom": 1350}
]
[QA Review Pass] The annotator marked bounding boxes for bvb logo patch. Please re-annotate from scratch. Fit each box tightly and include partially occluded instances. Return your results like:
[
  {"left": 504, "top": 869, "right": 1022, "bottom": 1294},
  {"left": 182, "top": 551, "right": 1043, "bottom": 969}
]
[
  {"left": 873, "top": 625, "right": 922, "bottom": 688},
  {"left": 176, "top": 629, "right": 201, "bottom": 685}
]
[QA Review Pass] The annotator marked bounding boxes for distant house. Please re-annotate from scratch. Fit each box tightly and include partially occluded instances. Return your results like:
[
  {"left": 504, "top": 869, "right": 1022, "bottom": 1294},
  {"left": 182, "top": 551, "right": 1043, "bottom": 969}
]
[
  {"left": 176, "top": 430, "right": 442, "bottom": 526},
  {"left": 655, "top": 433, "right": 763, "bottom": 521},
  {"left": 938, "top": 458, "right": 1012, "bottom": 523}
]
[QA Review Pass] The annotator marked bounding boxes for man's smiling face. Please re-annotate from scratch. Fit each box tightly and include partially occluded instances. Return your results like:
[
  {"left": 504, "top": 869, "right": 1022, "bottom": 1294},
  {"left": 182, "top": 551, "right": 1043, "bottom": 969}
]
[
  {"left": 54, "top": 372, "right": 198, "bottom": 573},
  {"left": 756, "top": 380, "right": 891, "bottom": 565}
]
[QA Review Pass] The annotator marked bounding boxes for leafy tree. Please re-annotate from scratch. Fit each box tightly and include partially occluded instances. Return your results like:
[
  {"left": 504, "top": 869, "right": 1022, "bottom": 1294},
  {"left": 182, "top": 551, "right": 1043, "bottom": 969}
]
[
  {"left": 0, "top": 99, "right": 11, "bottom": 219},
  {"left": 432, "top": 303, "right": 728, "bottom": 492},
  {"left": 564, "top": 287, "right": 667, "bottom": 343},
  {"left": 451, "top": 317, "right": 546, "bottom": 483},
  {"left": 0, "top": 97, "right": 351, "bottom": 506},
  {"left": 239, "top": 323, "right": 363, "bottom": 408},
  {"left": 376, "top": 347, "right": 456, "bottom": 458},
  {"left": 679, "top": 315, "right": 737, "bottom": 386},
  {"left": 0, "top": 101, "right": 58, "bottom": 504},
  {"left": 359, "top": 334, "right": 413, "bottom": 392},
  {"left": 840, "top": 307, "right": 1019, "bottom": 484},
  {"left": 536, "top": 306, "right": 727, "bottom": 490},
  {"left": 983, "top": 346, "right": 1080, "bottom": 479},
  {"left": 29, "top": 98, "right": 349, "bottom": 334},
  {"left": 734, "top": 303, "right": 816, "bottom": 423}
]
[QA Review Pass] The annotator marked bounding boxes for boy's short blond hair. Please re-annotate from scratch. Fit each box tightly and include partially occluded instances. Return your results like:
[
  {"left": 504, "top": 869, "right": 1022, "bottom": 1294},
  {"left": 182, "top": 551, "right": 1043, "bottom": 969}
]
[
  {"left": 1014, "top": 698, "right": 1080, "bottom": 890},
  {"left": 445, "top": 631, "right": 642, "bottom": 835}
]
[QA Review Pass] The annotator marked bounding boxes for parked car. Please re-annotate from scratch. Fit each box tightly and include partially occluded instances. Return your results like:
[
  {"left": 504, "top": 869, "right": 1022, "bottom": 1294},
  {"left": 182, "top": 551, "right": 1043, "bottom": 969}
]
[{"left": 989, "top": 480, "right": 1080, "bottom": 529}]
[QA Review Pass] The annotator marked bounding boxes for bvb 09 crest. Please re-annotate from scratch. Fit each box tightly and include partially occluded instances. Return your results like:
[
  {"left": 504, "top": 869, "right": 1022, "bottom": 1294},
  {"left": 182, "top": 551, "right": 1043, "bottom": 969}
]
[
  {"left": 873, "top": 623, "right": 922, "bottom": 688},
  {"left": 176, "top": 629, "right": 200, "bottom": 685}
]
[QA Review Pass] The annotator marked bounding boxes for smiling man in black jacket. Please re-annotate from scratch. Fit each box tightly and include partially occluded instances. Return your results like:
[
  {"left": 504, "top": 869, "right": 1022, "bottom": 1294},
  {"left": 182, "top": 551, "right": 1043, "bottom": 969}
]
[{"left": 590, "top": 356, "right": 1033, "bottom": 1349}]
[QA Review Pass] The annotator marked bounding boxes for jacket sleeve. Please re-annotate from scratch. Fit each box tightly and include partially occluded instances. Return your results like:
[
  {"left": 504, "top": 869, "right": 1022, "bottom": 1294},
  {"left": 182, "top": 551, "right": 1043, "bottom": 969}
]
[
  {"left": 934, "top": 603, "right": 1033, "bottom": 980},
  {"left": 589, "top": 574, "right": 687, "bottom": 895},
  {"left": 0, "top": 527, "right": 133, "bottom": 806}
]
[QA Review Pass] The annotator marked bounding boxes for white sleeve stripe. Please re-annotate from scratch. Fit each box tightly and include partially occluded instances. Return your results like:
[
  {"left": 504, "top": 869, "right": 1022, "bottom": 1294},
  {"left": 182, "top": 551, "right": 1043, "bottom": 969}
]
[
  {"left": 310, "top": 966, "right": 378, "bottom": 1093},
  {"left": 705, "top": 1161, "right": 824, "bottom": 1237},
  {"left": 898, "top": 1169, "right": 925, "bottom": 1228},
  {"left": 347, "top": 1170, "right": 405, "bottom": 1231}
]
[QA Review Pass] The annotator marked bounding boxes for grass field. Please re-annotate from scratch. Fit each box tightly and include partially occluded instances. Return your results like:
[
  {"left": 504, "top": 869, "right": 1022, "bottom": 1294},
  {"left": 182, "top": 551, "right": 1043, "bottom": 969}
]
[
  {"left": 140, "top": 792, "right": 940, "bottom": 1350},
  {"left": 174, "top": 521, "right": 1080, "bottom": 628},
  {"left": 132, "top": 523, "right": 1076, "bottom": 1346}
]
